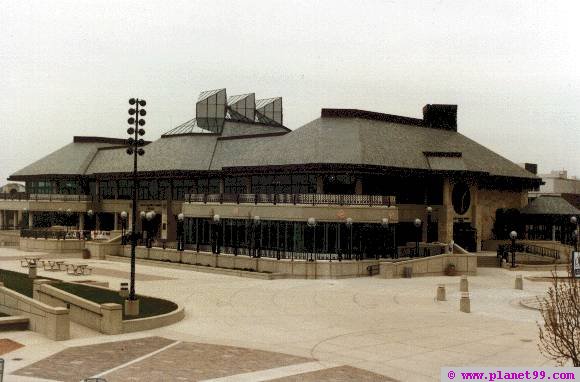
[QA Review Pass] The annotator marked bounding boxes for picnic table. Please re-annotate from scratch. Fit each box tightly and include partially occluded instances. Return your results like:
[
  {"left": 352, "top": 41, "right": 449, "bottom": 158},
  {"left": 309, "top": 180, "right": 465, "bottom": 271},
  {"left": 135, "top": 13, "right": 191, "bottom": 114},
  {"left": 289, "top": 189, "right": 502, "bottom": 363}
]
[
  {"left": 20, "top": 256, "right": 43, "bottom": 268},
  {"left": 43, "top": 260, "right": 66, "bottom": 272},
  {"left": 66, "top": 264, "right": 92, "bottom": 276}
]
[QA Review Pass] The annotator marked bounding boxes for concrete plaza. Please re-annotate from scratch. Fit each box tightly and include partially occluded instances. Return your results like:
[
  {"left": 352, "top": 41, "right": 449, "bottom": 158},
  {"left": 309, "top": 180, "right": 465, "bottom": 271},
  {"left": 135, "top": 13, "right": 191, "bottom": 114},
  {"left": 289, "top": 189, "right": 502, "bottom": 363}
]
[{"left": 0, "top": 247, "right": 562, "bottom": 381}]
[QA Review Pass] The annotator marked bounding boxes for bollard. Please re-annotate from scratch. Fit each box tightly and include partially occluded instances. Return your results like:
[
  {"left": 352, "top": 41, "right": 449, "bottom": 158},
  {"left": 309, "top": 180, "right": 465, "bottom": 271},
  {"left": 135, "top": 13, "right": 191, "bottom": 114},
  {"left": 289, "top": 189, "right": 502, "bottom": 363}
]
[
  {"left": 515, "top": 275, "right": 523, "bottom": 290},
  {"left": 436, "top": 284, "right": 446, "bottom": 301},
  {"left": 460, "top": 292, "right": 471, "bottom": 313},
  {"left": 28, "top": 263, "right": 37, "bottom": 279},
  {"left": 119, "top": 282, "right": 129, "bottom": 298},
  {"left": 459, "top": 275, "right": 469, "bottom": 292}
]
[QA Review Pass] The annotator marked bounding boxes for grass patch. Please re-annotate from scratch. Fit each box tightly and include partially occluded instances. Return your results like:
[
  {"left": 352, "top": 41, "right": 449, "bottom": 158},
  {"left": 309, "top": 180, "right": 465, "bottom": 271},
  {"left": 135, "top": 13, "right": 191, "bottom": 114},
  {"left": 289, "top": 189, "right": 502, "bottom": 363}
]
[{"left": 0, "top": 269, "right": 177, "bottom": 320}]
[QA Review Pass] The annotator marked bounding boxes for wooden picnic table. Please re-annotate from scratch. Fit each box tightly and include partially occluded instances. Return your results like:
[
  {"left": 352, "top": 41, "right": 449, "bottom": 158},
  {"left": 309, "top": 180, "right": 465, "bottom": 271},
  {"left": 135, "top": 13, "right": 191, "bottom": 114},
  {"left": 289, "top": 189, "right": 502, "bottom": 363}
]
[
  {"left": 20, "top": 256, "right": 43, "bottom": 268},
  {"left": 43, "top": 260, "right": 66, "bottom": 272},
  {"left": 65, "top": 263, "right": 92, "bottom": 276}
]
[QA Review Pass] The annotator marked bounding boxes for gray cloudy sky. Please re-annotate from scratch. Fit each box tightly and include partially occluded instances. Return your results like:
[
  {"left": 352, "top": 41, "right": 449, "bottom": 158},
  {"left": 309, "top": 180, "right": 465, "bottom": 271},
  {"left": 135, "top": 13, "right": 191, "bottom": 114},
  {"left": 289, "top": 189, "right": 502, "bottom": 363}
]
[{"left": 1, "top": 0, "right": 579, "bottom": 184}]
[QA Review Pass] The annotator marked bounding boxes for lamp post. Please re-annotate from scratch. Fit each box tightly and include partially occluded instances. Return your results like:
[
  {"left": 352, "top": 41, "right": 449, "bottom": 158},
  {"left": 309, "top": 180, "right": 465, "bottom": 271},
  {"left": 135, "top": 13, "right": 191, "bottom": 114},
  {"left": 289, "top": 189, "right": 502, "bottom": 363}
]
[
  {"left": 120, "top": 211, "right": 127, "bottom": 245},
  {"left": 571, "top": 216, "right": 578, "bottom": 252},
  {"left": 426, "top": 206, "right": 433, "bottom": 243},
  {"left": 125, "top": 98, "right": 147, "bottom": 315},
  {"left": 307, "top": 217, "right": 316, "bottom": 261},
  {"left": 213, "top": 214, "right": 221, "bottom": 254},
  {"left": 381, "top": 217, "right": 389, "bottom": 259},
  {"left": 253, "top": 216, "right": 260, "bottom": 257},
  {"left": 510, "top": 230, "right": 517, "bottom": 268},
  {"left": 177, "top": 213, "right": 185, "bottom": 251},
  {"left": 87, "top": 210, "right": 93, "bottom": 235},
  {"left": 414, "top": 218, "right": 422, "bottom": 257},
  {"left": 346, "top": 217, "right": 353, "bottom": 260},
  {"left": 65, "top": 208, "right": 72, "bottom": 233}
]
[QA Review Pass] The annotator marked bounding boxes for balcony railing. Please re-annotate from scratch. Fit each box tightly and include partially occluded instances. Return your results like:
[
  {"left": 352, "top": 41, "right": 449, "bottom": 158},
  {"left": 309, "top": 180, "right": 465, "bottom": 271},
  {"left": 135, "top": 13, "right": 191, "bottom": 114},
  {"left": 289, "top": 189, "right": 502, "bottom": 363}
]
[
  {"left": 0, "top": 193, "right": 93, "bottom": 202},
  {"left": 184, "top": 193, "right": 396, "bottom": 207}
]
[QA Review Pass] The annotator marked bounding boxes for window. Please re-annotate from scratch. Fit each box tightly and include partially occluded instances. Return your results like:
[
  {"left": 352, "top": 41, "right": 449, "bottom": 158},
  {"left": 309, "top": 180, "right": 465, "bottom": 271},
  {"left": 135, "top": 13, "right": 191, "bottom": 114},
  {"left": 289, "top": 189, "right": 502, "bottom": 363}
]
[
  {"left": 99, "top": 180, "right": 116, "bottom": 199},
  {"left": 224, "top": 177, "right": 247, "bottom": 194},
  {"left": 250, "top": 174, "right": 317, "bottom": 194},
  {"left": 173, "top": 179, "right": 195, "bottom": 200}
]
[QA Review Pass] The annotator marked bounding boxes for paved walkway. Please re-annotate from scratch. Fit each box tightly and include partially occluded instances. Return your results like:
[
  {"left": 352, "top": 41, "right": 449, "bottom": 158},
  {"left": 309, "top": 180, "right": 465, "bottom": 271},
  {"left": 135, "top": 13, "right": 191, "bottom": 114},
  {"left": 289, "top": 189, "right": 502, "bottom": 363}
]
[{"left": 0, "top": 247, "right": 566, "bottom": 381}]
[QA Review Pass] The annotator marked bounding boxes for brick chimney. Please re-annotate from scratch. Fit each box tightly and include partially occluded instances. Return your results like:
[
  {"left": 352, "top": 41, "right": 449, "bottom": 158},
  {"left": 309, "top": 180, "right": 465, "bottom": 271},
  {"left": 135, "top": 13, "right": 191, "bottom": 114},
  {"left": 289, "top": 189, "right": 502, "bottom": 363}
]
[{"left": 423, "top": 104, "right": 457, "bottom": 131}]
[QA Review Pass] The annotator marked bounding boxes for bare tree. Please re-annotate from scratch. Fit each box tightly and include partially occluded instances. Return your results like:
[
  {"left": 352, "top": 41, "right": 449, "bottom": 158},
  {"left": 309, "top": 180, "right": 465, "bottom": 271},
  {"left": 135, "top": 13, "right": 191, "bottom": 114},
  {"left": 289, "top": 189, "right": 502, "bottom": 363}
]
[{"left": 537, "top": 265, "right": 580, "bottom": 367}]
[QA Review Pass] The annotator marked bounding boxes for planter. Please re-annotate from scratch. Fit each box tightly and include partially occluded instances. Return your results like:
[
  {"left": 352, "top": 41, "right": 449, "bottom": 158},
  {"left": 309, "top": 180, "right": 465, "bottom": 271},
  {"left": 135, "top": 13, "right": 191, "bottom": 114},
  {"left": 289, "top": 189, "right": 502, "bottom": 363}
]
[
  {"left": 82, "top": 249, "right": 91, "bottom": 259},
  {"left": 445, "top": 263, "right": 456, "bottom": 276}
]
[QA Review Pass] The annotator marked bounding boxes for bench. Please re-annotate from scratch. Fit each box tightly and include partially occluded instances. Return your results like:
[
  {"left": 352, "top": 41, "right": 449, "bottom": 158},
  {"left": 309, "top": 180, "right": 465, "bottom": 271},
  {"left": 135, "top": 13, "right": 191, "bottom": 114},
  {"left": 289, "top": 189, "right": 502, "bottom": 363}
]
[{"left": 367, "top": 264, "right": 380, "bottom": 276}]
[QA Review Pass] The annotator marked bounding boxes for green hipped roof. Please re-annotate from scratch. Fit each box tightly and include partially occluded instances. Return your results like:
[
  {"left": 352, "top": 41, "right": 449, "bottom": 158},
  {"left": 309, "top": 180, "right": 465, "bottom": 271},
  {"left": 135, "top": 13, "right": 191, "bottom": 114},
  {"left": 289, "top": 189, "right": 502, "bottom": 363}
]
[
  {"left": 10, "top": 114, "right": 540, "bottom": 181},
  {"left": 520, "top": 195, "right": 580, "bottom": 216}
]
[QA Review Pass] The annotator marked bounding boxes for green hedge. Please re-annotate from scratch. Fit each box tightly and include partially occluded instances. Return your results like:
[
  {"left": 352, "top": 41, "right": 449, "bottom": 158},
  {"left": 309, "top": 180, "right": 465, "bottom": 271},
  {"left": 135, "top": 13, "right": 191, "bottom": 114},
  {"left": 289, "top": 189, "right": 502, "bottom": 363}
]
[{"left": 0, "top": 269, "right": 177, "bottom": 320}]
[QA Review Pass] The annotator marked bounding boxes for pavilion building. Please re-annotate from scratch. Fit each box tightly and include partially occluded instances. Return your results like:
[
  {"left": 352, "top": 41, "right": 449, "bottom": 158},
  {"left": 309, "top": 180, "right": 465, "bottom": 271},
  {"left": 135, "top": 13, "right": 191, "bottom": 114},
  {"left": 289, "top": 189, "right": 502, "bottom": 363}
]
[{"left": 0, "top": 88, "right": 541, "bottom": 257}]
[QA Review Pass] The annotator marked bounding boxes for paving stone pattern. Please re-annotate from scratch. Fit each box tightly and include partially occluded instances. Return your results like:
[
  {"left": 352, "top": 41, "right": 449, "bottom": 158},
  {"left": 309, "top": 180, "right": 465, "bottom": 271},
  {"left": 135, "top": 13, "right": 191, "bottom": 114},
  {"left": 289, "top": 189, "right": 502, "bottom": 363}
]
[
  {"left": 270, "top": 365, "right": 397, "bottom": 382},
  {"left": 0, "top": 338, "right": 24, "bottom": 355},
  {"left": 13, "top": 336, "right": 174, "bottom": 382}
]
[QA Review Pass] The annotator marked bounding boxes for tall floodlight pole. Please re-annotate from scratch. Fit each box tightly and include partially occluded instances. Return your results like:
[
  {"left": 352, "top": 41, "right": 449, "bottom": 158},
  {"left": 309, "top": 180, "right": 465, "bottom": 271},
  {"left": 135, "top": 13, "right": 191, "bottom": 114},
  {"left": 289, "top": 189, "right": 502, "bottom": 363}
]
[{"left": 126, "top": 98, "right": 146, "bottom": 316}]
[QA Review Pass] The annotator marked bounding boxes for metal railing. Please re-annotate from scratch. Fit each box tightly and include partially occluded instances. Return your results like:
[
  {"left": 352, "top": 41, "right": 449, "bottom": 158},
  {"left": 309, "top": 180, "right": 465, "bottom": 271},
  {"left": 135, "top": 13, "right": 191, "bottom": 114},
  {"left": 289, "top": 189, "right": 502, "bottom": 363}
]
[
  {"left": 184, "top": 193, "right": 395, "bottom": 206},
  {"left": 497, "top": 243, "right": 560, "bottom": 260},
  {"left": 20, "top": 229, "right": 93, "bottom": 240},
  {"left": 0, "top": 193, "right": 93, "bottom": 202}
]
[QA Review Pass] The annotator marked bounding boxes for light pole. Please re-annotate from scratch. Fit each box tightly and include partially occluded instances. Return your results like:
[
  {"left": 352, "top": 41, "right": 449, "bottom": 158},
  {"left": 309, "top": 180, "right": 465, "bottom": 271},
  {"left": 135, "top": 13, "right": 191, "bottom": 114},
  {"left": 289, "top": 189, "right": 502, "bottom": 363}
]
[
  {"left": 346, "top": 217, "right": 353, "bottom": 260},
  {"left": 510, "top": 230, "right": 517, "bottom": 268},
  {"left": 307, "top": 217, "right": 316, "bottom": 262},
  {"left": 177, "top": 213, "right": 185, "bottom": 251},
  {"left": 213, "top": 214, "right": 221, "bottom": 254},
  {"left": 426, "top": 206, "right": 433, "bottom": 243},
  {"left": 120, "top": 211, "right": 127, "bottom": 245},
  {"left": 414, "top": 218, "right": 422, "bottom": 257},
  {"left": 381, "top": 218, "right": 389, "bottom": 259},
  {"left": 253, "top": 216, "right": 260, "bottom": 257},
  {"left": 66, "top": 208, "right": 72, "bottom": 233},
  {"left": 125, "top": 97, "right": 146, "bottom": 315},
  {"left": 571, "top": 216, "right": 578, "bottom": 252}
]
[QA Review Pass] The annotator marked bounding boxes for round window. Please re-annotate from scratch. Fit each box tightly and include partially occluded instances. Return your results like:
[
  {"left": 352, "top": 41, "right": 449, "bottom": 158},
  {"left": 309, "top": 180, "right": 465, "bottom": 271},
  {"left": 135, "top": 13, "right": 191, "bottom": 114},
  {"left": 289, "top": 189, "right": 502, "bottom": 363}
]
[{"left": 452, "top": 183, "right": 471, "bottom": 215}]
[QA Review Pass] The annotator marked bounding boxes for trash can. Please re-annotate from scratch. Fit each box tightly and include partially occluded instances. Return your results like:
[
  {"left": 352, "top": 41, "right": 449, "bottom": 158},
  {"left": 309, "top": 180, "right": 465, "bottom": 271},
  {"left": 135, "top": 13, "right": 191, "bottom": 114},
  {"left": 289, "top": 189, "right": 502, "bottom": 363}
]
[
  {"left": 82, "top": 248, "right": 90, "bottom": 259},
  {"left": 28, "top": 263, "right": 37, "bottom": 279},
  {"left": 403, "top": 266, "right": 413, "bottom": 278}
]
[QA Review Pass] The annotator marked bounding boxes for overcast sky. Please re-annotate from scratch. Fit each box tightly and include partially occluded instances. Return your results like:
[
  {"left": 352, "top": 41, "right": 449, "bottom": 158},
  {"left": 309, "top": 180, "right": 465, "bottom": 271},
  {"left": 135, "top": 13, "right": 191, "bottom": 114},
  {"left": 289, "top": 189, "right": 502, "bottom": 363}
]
[{"left": 1, "top": 0, "right": 579, "bottom": 184}]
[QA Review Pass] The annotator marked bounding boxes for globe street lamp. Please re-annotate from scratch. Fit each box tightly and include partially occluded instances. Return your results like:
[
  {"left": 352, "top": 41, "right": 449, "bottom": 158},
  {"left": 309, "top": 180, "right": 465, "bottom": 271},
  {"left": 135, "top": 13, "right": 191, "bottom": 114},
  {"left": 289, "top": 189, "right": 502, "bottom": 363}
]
[
  {"left": 307, "top": 217, "right": 316, "bottom": 262},
  {"left": 426, "top": 206, "right": 433, "bottom": 243},
  {"left": 253, "top": 216, "right": 260, "bottom": 258},
  {"left": 213, "top": 214, "right": 221, "bottom": 254},
  {"left": 346, "top": 217, "right": 353, "bottom": 260},
  {"left": 571, "top": 216, "right": 578, "bottom": 252},
  {"left": 177, "top": 213, "right": 185, "bottom": 251},
  {"left": 510, "top": 230, "right": 517, "bottom": 268},
  {"left": 65, "top": 208, "right": 72, "bottom": 233},
  {"left": 381, "top": 218, "right": 389, "bottom": 259},
  {"left": 414, "top": 218, "right": 422, "bottom": 257},
  {"left": 120, "top": 211, "right": 128, "bottom": 245}
]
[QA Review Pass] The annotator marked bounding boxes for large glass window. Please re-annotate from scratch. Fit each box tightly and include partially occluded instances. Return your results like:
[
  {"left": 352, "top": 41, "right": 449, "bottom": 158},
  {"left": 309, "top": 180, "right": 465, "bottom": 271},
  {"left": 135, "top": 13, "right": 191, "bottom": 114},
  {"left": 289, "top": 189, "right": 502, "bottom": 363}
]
[
  {"left": 197, "top": 178, "right": 220, "bottom": 194},
  {"left": 173, "top": 179, "right": 195, "bottom": 200},
  {"left": 118, "top": 179, "right": 133, "bottom": 200},
  {"left": 250, "top": 174, "right": 316, "bottom": 194},
  {"left": 99, "top": 180, "right": 116, "bottom": 199},
  {"left": 323, "top": 174, "right": 355, "bottom": 195},
  {"left": 224, "top": 177, "right": 247, "bottom": 194}
]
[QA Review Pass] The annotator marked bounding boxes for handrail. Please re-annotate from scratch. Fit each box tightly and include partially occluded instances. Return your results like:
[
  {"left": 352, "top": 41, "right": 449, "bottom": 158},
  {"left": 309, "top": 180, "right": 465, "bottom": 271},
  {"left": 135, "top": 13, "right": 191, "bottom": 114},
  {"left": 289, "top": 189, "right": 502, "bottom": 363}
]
[
  {"left": 184, "top": 193, "right": 396, "bottom": 206},
  {"left": 497, "top": 243, "right": 560, "bottom": 260},
  {"left": 0, "top": 193, "right": 93, "bottom": 202}
]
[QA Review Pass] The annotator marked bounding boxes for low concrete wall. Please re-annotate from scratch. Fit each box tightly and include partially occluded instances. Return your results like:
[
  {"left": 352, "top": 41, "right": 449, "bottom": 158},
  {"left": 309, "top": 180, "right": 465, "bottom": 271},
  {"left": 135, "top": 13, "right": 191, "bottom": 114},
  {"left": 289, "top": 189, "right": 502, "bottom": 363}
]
[
  {"left": 33, "top": 280, "right": 122, "bottom": 335},
  {"left": 19, "top": 237, "right": 85, "bottom": 253},
  {"left": 121, "top": 246, "right": 381, "bottom": 279},
  {"left": 85, "top": 241, "right": 122, "bottom": 260},
  {"left": 380, "top": 254, "right": 477, "bottom": 279},
  {"left": 122, "top": 305, "right": 185, "bottom": 333},
  {"left": 0, "top": 282, "right": 69, "bottom": 340},
  {"left": 0, "top": 230, "right": 20, "bottom": 246}
]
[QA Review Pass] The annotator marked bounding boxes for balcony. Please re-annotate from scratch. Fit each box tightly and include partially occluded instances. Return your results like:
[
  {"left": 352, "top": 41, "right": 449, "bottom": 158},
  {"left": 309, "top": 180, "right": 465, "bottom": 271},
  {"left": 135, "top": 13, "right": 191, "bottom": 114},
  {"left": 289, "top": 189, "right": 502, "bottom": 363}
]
[
  {"left": 184, "top": 193, "right": 395, "bottom": 207},
  {"left": 182, "top": 193, "right": 398, "bottom": 223},
  {"left": 0, "top": 193, "right": 94, "bottom": 212}
]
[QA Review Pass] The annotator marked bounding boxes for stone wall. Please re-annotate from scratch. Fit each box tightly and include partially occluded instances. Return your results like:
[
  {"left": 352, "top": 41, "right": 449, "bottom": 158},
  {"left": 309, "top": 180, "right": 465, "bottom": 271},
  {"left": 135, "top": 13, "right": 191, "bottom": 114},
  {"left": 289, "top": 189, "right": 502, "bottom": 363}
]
[
  {"left": 380, "top": 254, "right": 477, "bottom": 279},
  {"left": 85, "top": 241, "right": 122, "bottom": 260},
  {"left": 0, "top": 230, "right": 20, "bottom": 246},
  {"left": 0, "top": 282, "right": 69, "bottom": 340},
  {"left": 33, "top": 280, "right": 122, "bottom": 335},
  {"left": 477, "top": 189, "right": 527, "bottom": 242},
  {"left": 20, "top": 237, "right": 85, "bottom": 253}
]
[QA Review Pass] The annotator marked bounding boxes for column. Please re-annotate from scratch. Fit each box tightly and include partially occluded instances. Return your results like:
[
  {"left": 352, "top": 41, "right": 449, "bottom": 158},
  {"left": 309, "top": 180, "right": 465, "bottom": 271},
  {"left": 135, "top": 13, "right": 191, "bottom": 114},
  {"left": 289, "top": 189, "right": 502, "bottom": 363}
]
[
  {"left": 113, "top": 213, "right": 119, "bottom": 231},
  {"left": 29, "top": 212, "right": 34, "bottom": 228},
  {"left": 0, "top": 210, "right": 4, "bottom": 230},
  {"left": 219, "top": 178, "right": 225, "bottom": 194},
  {"left": 355, "top": 178, "right": 363, "bottom": 195},
  {"left": 128, "top": 210, "right": 133, "bottom": 231},
  {"left": 316, "top": 175, "right": 324, "bottom": 194},
  {"left": 79, "top": 213, "right": 85, "bottom": 231},
  {"left": 244, "top": 176, "right": 252, "bottom": 193},
  {"left": 18, "top": 210, "right": 23, "bottom": 228},
  {"left": 438, "top": 178, "right": 454, "bottom": 243},
  {"left": 95, "top": 213, "right": 101, "bottom": 230},
  {"left": 422, "top": 211, "right": 428, "bottom": 243},
  {"left": 13, "top": 211, "right": 18, "bottom": 229},
  {"left": 470, "top": 185, "right": 481, "bottom": 251}
]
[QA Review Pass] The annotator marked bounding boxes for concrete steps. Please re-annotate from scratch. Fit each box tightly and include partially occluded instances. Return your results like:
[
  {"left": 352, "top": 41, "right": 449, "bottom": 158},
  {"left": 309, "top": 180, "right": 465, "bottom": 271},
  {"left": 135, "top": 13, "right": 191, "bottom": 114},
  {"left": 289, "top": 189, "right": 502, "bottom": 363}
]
[{"left": 477, "top": 255, "right": 499, "bottom": 268}]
